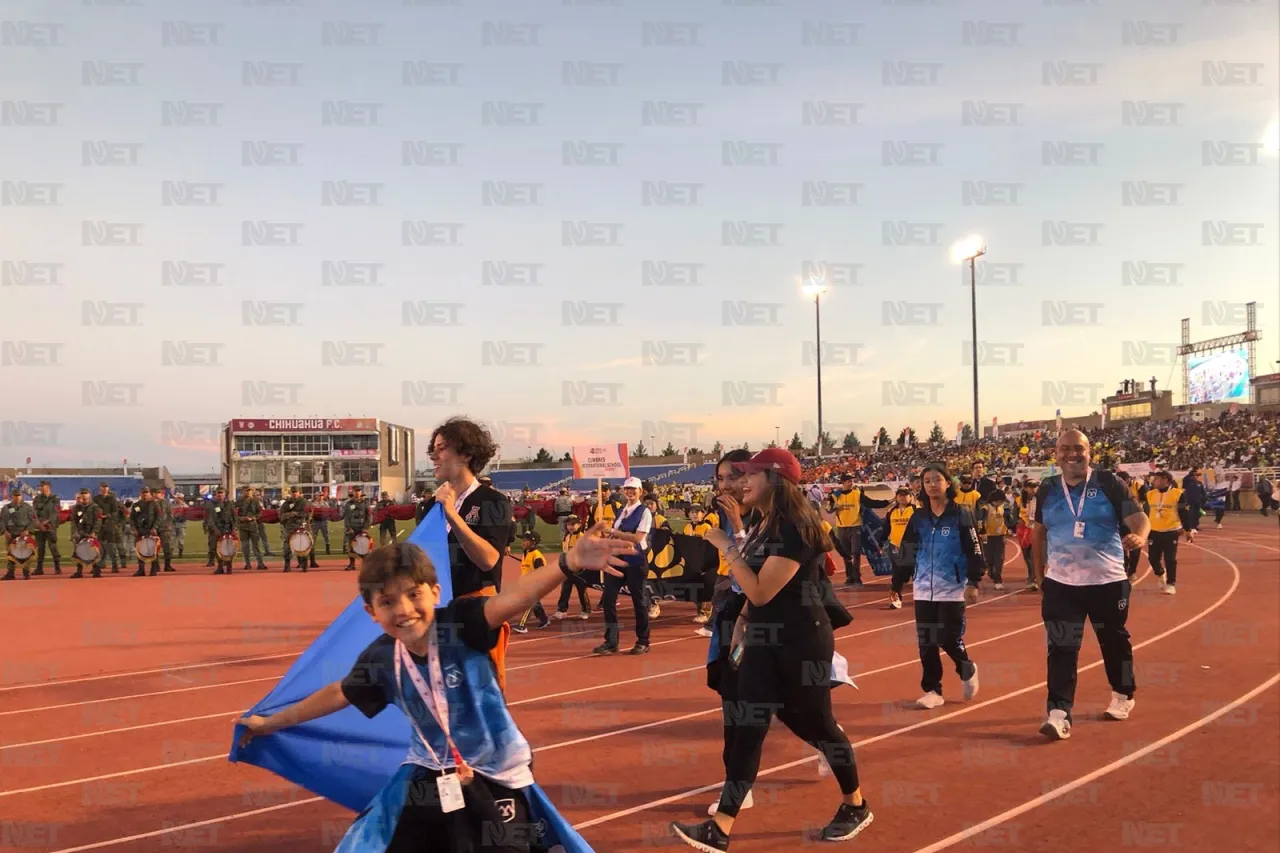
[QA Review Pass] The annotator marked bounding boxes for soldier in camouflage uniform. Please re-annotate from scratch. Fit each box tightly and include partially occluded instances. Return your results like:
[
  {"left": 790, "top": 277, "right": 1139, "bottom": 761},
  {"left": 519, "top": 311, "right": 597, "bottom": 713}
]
[
  {"left": 208, "top": 487, "right": 238, "bottom": 575},
  {"left": 152, "top": 488, "right": 176, "bottom": 573},
  {"left": 342, "top": 485, "right": 371, "bottom": 572},
  {"left": 310, "top": 490, "right": 332, "bottom": 554},
  {"left": 2, "top": 491, "right": 36, "bottom": 581},
  {"left": 377, "top": 492, "right": 397, "bottom": 546},
  {"left": 279, "top": 485, "right": 311, "bottom": 573},
  {"left": 235, "top": 486, "right": 268, "bottom": 571},
  {"left": 171, "top": 492, "right": 188, "bottom": 558},
  {"left": 93, "top": 482, "right": 123, "bottom": 574},
  {"left": 258, "top": 505, "right": 273, "bottom": 557},
  {"left": 130, "top": 487, "right": 160, "bottom": 577},
  {"left": 69, "top": 488, "right": 105, "bottom": 579},
  {"left": 32, "top": 479, "right": 62, "bottom": 576}
]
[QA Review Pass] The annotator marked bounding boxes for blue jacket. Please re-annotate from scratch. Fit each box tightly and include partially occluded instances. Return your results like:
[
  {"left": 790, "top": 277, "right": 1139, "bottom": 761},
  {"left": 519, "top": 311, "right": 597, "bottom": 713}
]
[{"left": 890, "top": 500, "right": 985, "bottom": 602}]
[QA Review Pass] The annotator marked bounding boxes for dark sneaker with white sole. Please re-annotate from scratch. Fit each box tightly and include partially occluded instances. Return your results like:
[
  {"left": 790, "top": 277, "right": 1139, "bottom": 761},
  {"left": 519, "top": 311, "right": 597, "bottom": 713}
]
[
  {"left": 670, "top": 819, "right": 730, "bottom": 852},
  {"left": 822, "top": 801, "right": 874, "bottom": 842}
]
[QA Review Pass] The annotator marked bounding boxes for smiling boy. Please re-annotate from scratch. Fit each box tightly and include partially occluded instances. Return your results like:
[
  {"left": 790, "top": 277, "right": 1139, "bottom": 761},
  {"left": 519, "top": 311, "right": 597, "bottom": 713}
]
[{"left": 236, "top": 534, "right": 634, "bottom": 852}]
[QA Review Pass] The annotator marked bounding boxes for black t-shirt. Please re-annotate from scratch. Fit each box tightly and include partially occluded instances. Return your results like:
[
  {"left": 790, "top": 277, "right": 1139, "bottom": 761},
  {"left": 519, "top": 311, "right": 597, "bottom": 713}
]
[
  {"left": 419, "top": 484, "right": 512, "bottom": 598},
  {"left": 340, "top": 597, "right": 497, "bottom": 718},
  {"left": 740, "top": 515, "right": 827, "bottom": 631}
]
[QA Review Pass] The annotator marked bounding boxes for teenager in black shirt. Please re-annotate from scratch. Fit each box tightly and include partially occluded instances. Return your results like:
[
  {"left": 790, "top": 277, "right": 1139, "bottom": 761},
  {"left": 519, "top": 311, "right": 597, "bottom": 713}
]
[{"left": 671, "top": 448, "right": 872, "bottom": 852}]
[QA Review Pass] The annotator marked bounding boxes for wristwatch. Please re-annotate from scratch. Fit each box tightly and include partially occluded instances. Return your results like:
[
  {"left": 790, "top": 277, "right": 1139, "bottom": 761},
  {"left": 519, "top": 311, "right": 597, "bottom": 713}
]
[{"left": 559, "top": 551, "right": 575, "bottom": 578}]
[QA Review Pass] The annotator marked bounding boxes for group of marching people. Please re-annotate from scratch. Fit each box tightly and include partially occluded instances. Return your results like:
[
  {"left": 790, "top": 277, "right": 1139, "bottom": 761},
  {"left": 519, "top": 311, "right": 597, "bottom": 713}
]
[{"left": 233, "top": 417, "right": 1191, "bottom": 852}]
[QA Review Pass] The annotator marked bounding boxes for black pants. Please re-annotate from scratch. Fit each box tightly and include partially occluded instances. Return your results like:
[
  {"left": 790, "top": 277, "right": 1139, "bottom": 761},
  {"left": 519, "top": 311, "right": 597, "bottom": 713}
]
[
  {"left": 35, "top": 531, "right": 60, "bottom": 570},
  {"left": 387, "top": 769, "right": 533, "bottom": 853},
  {"left": 983, "top": 536, "right": 1004, "bottom": 583},
  {"left": 836, "top": 526, "right": 862, "bottom": 582},
  {"left": 1212, "top": 508, "right": 1225, "bottom": 524},
  {"left": 719, "top": 623, "right": 859, "bottom": 818},
  {"left": 1021, "top": 545, "right": 1034, "bottom": 581},
  {"left": 600, "top": 562, "right": 650, "bottom": 647},
  {"left": 556, "top": 574, "right": 590, "bottom": 612},
  {"left": 1041, "top": 576, "right": 1134, "bottom": 720},
  {"left": 1124, "top": 546, "right": 1141, "bottom": 577},
  {"left": 914, "top": 600, "right": 975, "bottom": 696},
  {"left": 1147, "top": 530, "right": 1180, "bottom": 585}
]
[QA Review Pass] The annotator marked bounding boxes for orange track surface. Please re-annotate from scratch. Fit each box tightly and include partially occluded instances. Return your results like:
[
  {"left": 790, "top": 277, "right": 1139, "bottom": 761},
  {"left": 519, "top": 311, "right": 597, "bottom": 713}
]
[{"left": 1, "top": 518, "right": 1276, "bottom": 852}]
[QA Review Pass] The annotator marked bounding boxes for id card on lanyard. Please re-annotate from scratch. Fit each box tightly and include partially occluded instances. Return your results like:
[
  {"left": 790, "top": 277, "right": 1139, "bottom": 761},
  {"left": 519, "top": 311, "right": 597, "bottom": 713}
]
[
  {"left": 395, "top": 635, "right": 471, "bottom": 814},
  {"left": 444, "top": 480, "right": 481, "bottom": 535},
  {"left": 1061, "top": 472, "right": 1092, "bottom": 540}
]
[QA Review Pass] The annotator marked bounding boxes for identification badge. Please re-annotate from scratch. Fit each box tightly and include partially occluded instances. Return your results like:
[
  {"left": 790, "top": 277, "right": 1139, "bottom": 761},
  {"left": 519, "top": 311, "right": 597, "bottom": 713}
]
[
  {"left": 1073, "top": 521, "right": 1086, "bottom": 539},
  {"left": 437, "top": 772, "right": 466, "bottom": 813}
]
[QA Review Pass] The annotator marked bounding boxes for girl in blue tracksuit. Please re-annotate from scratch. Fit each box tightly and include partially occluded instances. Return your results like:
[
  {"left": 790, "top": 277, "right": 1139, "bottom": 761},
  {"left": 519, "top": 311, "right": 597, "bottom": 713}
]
[{"left": 891, "top": 462, "right": 987, "bottom": 710}]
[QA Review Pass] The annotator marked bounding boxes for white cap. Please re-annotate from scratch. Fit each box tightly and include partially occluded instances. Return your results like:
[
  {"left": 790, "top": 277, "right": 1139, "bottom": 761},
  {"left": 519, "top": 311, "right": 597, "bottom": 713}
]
[{"left": 622, "top": 476, "right": 642, "bottom": 490}]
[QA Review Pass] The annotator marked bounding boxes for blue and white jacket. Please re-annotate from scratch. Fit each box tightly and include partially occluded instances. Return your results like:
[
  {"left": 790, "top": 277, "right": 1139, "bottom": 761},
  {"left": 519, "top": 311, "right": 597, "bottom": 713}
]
[{"left": 890, "top": 500, "right": 986, "bottom": 602}]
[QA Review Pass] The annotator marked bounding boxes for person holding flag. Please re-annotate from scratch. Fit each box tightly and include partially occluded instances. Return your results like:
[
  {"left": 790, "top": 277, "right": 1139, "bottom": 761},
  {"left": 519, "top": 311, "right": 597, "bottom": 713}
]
[{"left": 235, "top": 532, "right": 635, "bottom": 852}]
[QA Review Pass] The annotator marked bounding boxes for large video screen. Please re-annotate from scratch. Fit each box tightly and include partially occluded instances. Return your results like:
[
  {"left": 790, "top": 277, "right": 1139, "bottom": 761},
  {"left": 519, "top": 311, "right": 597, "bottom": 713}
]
[{"left": 1187, "top": 349, "right": 1250, "bottom": 404}]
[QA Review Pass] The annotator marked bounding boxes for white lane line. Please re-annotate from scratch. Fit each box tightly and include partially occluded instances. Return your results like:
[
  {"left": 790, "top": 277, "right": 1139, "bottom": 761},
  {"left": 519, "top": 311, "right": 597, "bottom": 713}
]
[
  {"left": 570, "top": 549, "right": 1238, "bottom": 830},
  {"left": 908, "top": 672, "right": 1280, "bottom": 853},
  {"left": 1, "top": 710, "right": 244, "bottom": 751}
]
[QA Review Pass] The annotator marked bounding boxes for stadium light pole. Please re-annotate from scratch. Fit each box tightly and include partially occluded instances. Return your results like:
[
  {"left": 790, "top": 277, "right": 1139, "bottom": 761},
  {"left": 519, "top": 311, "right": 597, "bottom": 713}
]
[
  {"left": 951, "top": 236, "right": 986, "bottom": 445},
  {"left": 802, "top": 279, "right": 828, "bottom": 459}
]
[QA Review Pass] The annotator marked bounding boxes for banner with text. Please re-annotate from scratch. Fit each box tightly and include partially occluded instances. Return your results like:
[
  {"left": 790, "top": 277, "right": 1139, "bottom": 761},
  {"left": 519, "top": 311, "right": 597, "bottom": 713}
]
[{"left": 572, "top": 444, "right": 630, "bottom": 479}]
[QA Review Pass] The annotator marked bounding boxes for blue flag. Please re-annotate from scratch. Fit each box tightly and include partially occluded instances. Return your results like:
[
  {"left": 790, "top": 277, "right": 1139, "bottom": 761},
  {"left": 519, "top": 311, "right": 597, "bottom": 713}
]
[{"left": 228, "top": 506, "right": 595, "bottom": 852}]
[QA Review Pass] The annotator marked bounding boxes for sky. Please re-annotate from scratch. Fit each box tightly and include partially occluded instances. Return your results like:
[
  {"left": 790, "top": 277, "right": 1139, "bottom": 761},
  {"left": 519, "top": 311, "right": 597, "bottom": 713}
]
[{"left": 1, "top": 0, "right": 1277, "bottom": 469}]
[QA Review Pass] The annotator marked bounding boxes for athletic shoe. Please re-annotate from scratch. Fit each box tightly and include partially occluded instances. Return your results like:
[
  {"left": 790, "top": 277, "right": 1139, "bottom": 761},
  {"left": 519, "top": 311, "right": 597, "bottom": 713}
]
[
  {"left": 1162, "top": 585, "right": 1176, "bottom": 596},
  {"left": 962, "top": 664, "right": 980, "bottom": 701},
  {"left": 592, "top": 643, "right": 618, "bottom": 656},
  {"left": 578, "top": 610, "right": 591, "bottom": 620},
  {"left": 510, "top": 625, "right": 528, "bottom": 634},
  {"left": 628, "top": 643, "right": 650, "bottom": 655},
  {"left": 692, "top": 612, "right": 709, "bottom": 624},
  {"left": 552, "top": 611, "right": 568, "bottom": 621},
  {"left": 706, "top": 789, "right": 753, "bottom": 816},
  {"left": 1216, "top": 523, "right": 1223, "bottom": 529},
  {"left": 1026, "top": 581, "right": 1039, "bottom": 591},
  {"left": 1105, "top": 692, "right": 1136, "bottom": 720},
  {"left": 993, "top": 582, "right": 1004, "bottom": 591},
  {"left": 1040, "top": 709, "right": 1071, "bottom": 740},
  {"left": 821, "top": 801, "right": 874, "bottom": 842},
  {"left": 887, "top": 594, "right": 903, "bottom": 610},
  {"left": 670, "top": 819, "right": 729, "bottom": 852},
  {"left": 916, "top": 692, "right": 945, "bottom": 709},
  {"left": 1157, "top": 575, "right": 1167, "bottom": 591},
  {"left": 695, "top": 626, "right": 713, "bottom": 638},
  {"left": 535, "top": 620, "right": 552, "bottom": 630}
]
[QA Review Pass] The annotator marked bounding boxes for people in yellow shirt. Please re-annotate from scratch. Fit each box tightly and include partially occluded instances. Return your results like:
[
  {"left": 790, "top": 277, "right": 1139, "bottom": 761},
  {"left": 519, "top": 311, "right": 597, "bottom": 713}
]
[
  {"left": 512, "top": 531, "right": 551, "bottom": 632},
  {"left": 554, "top": 516, "right": 591, "bottom": 620},
  {"left": 683, "top": 505, "right": 718, "bottom": 629},
  {"left": 885, "top": 488, "right": 915, "bottom": 609},
  {"left": 955, "top": 476, "right": 981, "bottom": 516},
  {"left": 828, "top": 473, "right": 890, "bottom": 587},
  {"left": 975, "top": 491, "right": 1015, "bottom": 591},
  {"left": 1144, "top": 471, "right": 1186, "bottom": 595}
]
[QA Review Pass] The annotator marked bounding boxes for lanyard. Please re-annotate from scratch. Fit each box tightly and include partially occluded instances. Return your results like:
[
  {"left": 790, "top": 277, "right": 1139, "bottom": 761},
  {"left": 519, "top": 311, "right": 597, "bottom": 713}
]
[
  {"left": 1059, "top": 470, "right": 1092, "bottom": 520},
  {"left": 394, "top": 636, "right": 466, "bottom": 772},
  {"left": 444, "top": 480, "right": 481, "bottom": 535}
]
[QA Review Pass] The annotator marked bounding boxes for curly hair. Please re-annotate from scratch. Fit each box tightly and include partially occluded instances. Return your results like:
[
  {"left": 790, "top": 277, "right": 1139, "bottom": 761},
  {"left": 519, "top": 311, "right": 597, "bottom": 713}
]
[{"left": 429, "top": 417, "right": 498, "bottom": 474}]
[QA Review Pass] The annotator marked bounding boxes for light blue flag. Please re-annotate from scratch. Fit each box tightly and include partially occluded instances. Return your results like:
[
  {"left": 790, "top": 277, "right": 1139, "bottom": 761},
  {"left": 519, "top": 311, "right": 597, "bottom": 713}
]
[{"left": 228, "top": 505, "right": 595, "bottom": 852}]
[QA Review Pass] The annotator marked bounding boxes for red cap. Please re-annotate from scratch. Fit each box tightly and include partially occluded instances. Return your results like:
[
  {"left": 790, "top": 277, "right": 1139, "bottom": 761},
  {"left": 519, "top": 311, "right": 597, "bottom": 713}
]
[{"left": 732, "top": 448, "right": 802, "bottom": 485}]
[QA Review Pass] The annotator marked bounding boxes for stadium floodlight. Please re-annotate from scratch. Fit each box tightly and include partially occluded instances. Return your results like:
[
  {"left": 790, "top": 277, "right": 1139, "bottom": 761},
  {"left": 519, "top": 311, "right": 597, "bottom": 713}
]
[
  {"left": 950, "top": 236, "right": 987, "bottom": 444},
  {"left": 801, "top": 278, "right": 828, "bottom": 459}
]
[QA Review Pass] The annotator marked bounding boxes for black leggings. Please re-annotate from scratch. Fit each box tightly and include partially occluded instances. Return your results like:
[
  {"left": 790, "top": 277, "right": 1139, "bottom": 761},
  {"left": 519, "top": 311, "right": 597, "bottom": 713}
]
[
  {"left": 983, "top": 536, "right": 1004, "bottom": 582},
  {"left": 718, "top": 626, "right": 859, "bottom": 818},
  {"left": 1148, "top": 530, "right": 1180, "bottom": 585}
]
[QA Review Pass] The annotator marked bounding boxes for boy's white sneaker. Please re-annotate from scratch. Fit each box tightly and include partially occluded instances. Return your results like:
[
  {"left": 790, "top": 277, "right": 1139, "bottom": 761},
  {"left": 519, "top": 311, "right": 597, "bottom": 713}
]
[
  {"left": 1039, "top": 709, "right": 1071, "bottom": 740},
  {"left": 1104, "top": 692, "right": 1136, "bottom": 721},
  {"left": 916, "top": 692, "right": 945, "bottom": 709},
  {"left": 962, "top": 664, "right": 979, "bottom": 701}
]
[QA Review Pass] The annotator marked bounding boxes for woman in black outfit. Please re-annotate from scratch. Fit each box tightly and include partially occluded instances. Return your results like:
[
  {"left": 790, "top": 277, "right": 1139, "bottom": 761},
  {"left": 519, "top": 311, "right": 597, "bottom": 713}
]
[{"left": 671, "top": 448, "right": 872, "bottom": 851}]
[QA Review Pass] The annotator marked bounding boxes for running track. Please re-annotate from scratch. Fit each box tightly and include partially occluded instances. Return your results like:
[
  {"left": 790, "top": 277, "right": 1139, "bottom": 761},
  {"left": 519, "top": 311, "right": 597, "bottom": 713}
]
[{"left": 1, "top": 518, "right": 1276, "bottom": 852}]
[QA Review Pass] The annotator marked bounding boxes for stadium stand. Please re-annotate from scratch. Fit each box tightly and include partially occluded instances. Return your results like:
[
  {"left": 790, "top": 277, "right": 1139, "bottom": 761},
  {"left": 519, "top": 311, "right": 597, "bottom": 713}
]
[{"left": 12, "top": 475, "right": 147, "bottom": 501}]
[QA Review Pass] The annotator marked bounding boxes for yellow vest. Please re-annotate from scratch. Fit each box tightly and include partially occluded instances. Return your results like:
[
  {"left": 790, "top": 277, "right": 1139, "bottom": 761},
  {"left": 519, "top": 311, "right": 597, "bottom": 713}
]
[
  {"left": 1147, "top": 487, "right": 1183, "bottom": 533},
  {"left": 832, "top": 489, "right": 862, "bottom": 527},
  {"left": 562, "top": 531, "right": 583, "bottom": 552},
  {"left": 980, "top": 503, "right": 1010, "bottom": 536},
  {"left": 887, "top": 505, "right": 915, "bottom": 547},
  {"left": 956, "top": 489, "right": 980, "bottom": 515},
  {"left": 1015, "top": 495, "right": 1033, "bottom": 526},
  {"left": 519, "top": 548, "right": 545, "bottom": 575}
]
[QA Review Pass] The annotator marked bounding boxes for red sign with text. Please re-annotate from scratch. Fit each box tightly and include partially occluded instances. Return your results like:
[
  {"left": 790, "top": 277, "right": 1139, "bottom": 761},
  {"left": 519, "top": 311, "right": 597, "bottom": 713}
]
[{"left": 230, "top": 418, "right": 377, "bottom": 433}]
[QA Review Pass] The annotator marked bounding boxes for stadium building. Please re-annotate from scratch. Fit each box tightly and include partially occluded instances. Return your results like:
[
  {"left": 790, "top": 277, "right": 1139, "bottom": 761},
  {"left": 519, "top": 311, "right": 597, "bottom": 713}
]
[{"left": 220, "top": 417, "right": 414, "bottom": 502}]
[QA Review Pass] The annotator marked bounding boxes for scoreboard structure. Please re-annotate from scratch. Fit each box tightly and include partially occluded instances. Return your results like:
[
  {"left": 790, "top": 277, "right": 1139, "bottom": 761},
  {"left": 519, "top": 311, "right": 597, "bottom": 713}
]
[{"left": 220, "top": 417, "right": 414, "bottom": 501}]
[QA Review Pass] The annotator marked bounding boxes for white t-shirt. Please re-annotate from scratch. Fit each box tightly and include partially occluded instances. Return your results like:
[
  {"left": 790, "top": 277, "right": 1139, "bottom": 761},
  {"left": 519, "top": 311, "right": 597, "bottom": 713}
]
[{"left": 613, "top": 502, "right": 652, "bottom": 551}]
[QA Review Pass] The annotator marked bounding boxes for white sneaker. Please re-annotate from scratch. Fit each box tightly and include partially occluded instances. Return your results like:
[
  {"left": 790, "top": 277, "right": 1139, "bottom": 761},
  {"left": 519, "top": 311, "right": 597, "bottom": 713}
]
[
  {"left": 692, "top": 612, "right": 709, "bottom": 624},
  {"left": 1157, "top": 576, "right": 1167, "bottom": 591},
  {"left": 1040, "top": 709, "right": 1071, "bottom": 740},
  {"left": 552, "top": 611, "right": 567, "bottom": 621},
  {"left": 1104, "top": 692, "right": 1135, "bottom": 720},
  {"left": 1162, "top": 585, "right": 1176, "bottom": 596},
  {"left": 888, "top": 594, "right": 903, "bottom": 610},
  {"left": 994, "top": 582, "right": 1004, "bottom": 591},
  {"left": 578, "top": 610, "right": 591, "bottom": 620},
  {"left": 916, "top": 692, "right": 945, "bottom": 709},
  {"left": 1216, "top": 523, "right": 1223, "bottom": 529},
  {"left": 962, "top": 664, "right": 979, "bottom": 701},
  {"left": 694, "top": 626, "right": 713, "bottom": 638},
  {"left": 707, "top": 788, "right": 753, "bottom": 816}
]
